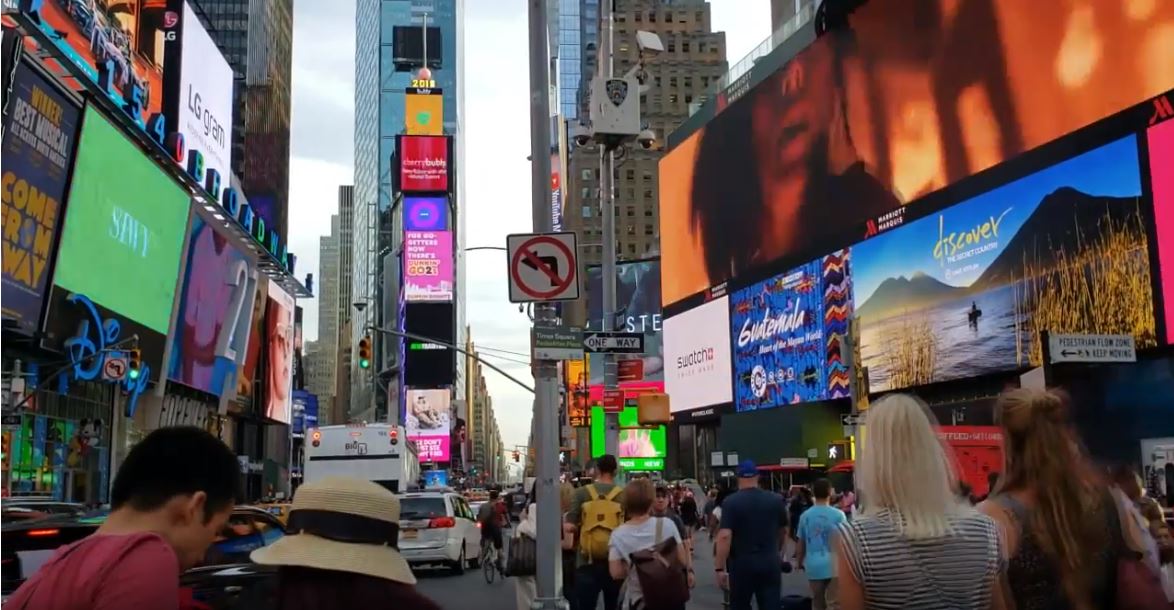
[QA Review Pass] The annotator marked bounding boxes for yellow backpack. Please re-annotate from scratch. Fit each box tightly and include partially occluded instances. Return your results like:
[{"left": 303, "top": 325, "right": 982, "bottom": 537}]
[{"left": 579, "top": 484, "right": 623, "bottom": 562}]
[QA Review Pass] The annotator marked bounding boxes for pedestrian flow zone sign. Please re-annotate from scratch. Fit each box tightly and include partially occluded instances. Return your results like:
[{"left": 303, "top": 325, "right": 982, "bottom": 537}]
[
  {"left": 507, "top": 232, "right": 580, "bottom": 303},
  {"left": 583, "top": 331, "right": 644, "bottom": 353},
  {"left": 1047, "top": 333, "right": 1136, "bottom": 364}
]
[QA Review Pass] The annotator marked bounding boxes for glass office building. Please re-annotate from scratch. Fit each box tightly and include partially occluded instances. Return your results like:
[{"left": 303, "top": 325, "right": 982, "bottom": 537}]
[{"left": 354, "top": 0, "right": 465, "bottom": 421}]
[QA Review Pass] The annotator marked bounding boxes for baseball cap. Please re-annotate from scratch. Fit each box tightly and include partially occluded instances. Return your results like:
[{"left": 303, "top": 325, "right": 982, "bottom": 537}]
[{"left": 736, "top": 460, "right": 759, "bottom": 478}]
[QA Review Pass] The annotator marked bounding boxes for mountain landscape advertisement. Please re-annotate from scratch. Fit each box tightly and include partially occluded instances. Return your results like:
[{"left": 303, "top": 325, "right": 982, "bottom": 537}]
[{"left": 852, "top": 135, "right": 1156, "bottom": 392}]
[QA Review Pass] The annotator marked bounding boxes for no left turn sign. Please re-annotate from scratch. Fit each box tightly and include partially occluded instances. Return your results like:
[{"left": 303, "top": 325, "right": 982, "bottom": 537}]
[{"left": 507, "top": 232, "right": 580, "bottom": 303}]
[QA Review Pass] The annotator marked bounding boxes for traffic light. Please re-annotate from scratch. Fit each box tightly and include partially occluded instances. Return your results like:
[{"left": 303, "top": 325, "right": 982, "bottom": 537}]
[
  {"left": 358, "top": 336, "right": 372, "bottom": 369},
  {"left": 127, "top": 349, "right": 142, "bottom": 380}
]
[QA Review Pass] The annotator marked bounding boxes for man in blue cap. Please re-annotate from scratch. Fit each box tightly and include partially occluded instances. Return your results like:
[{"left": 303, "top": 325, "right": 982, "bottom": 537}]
[{"left": 713, "top": 460, "right": 788, "bottom": 610}]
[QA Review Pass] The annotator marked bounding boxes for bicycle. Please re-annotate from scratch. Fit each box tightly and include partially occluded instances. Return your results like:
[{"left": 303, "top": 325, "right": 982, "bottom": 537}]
[{"left": 480, "top": 537, "right": 503, "bottom": 584}]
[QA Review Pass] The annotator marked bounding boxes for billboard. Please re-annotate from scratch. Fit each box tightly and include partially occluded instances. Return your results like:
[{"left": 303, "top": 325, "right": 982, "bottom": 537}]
[
  {"left": 1, "top": 63, "right": 80, "bottom": 335},
  {"left": 407, "top": 389, "right": 451, "bottom": 463},
  {"left": 168, "top": 213, "right": 258, "bottom": 397},
  {"left": 853, "top": 135, "right": 1154, "bottom": 392},
  {"left": 404, "top": 196, "right": 448, "bottom": 231},
  {"left": 234, "top": 276, "right": 268, "bottom": 405},
  {"left": 399, "top": 135, "right": 448, "bottom": 192},
  {"left": 53, "top": 106, "right": 190, "bottom": 334},
  {"left": 659, "top": 0, "right": 1174, "bottom": 308},
  {"left": 403, "top": 303, "right": 455, "bottom": 387},
  {"left": 586, "top": 259, "right": 663, "bottom": 399},
  {"left": 729, "top": 250, "right": 851, "bottom": 411},
  {"left": 663, "top": 296, "right": 732, "bottom": 413},
  {"left": 403, "top": 230, "right": 453, "bottom": 302},
  {"left": 171, "top": 1, "right": 234, "bottom": 189},
  {"left": 265, "top": 282, "right": 295, "bottom": 423},
  {"left": 589, "top": 406, "right": 665, "bottom": 471},
  {"left": 1150, "top": 114, "right": 1174, "bottom": 344},
  {"left": 565, "top": 359, "right": 589, "bottom": 427},
  {"left": 405, "top": 90, "right": 443, "bottom": 136}
]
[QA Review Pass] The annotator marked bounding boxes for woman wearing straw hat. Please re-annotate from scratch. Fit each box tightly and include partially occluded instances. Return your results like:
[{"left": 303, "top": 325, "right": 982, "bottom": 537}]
[{"left": 251, "top": 477, "right": 441, "bottom": 609}]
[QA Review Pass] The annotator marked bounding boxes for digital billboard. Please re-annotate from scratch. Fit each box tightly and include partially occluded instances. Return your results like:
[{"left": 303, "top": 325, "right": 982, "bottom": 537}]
[
  {"left": 168, "top": 214, "right": 258, "bottom": 397},
  {"left": 404, "top": 196, "right": 449, "bottom": 230},
  {"left": 405, "top": 90, "right": 443, "bottom": 136},
  {"left": 407, "top": 389, "right": 451, "bottom": 462},
  {"left": 589, "top": 406, "right": 665, "bottom": 471},
  {"left": 265, "top": 282, "right": 295, "bottom": 423},
  {"left": 235, "top": 276, "right": 268, "bottom": 405},
  {"left": 853, "top": 136, "right": 1155, "bottom": 392},
  {"left": 53, "top": 106, "right": 190, "bottom": 334},
  {"left": 729, "top": 250, "right": 851, "bottom": 411},
  {"left": 565, "top": 359, "right": 590, "bottom": 427},
  {"left": 404, "top": 230, "right": 453, "bottom": 302},
  {"left": 172, "top": 1, "right": 234, "bottom": 188},
  {"left": 659, "top": 0, "right": 1174, "bottom": 308},
  {"left": 403, "top": 302, "right": 455, "bottom": 387},
  {"left": 399, "top": 135, "right": 448, "bottom": 192},
  {"left": 1149, "top": 114, "right": 1174, "bottom": 344},
  {"left": 1, "top": 63, "right": 80, "bottom": 336},
  {"left": 586, "top": 259, "right": 662, "bottom": 400},
  {"left": 663, "top": 296, "right": 732, "bottom": 412}
]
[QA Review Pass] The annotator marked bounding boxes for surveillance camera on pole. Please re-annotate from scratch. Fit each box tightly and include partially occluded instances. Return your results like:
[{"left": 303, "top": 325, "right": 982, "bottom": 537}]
[{"left": 582, "top": 30, "right": 663, "bottom": 151}]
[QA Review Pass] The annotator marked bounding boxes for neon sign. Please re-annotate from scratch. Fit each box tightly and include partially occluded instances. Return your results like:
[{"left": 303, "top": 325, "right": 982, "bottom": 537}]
[{"left": 60, "top": 294, "right": 148, "bottom": 417}]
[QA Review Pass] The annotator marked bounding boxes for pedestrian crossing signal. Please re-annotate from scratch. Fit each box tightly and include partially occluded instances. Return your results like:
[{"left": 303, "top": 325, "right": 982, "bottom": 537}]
[
  {"left": 358, "top": 336, "right": 372, "bottom": 369},
  {"left": 128, "top": 349, "right": 142, "bottom": 380}
]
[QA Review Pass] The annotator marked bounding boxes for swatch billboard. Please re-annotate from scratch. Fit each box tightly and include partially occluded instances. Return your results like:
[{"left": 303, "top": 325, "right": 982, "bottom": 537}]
[
  {"left": 1149, "top": 109, "right": 1174, "bottom": 344},
  {"left": 729, "top": 250, "right": 851, "bottom": 411},
  {"left": 590, "top": 406, "right": 665, "bottom": 471},
  {"left": 407, "top": 388, "right": 451, "bottom": 463},
  {"left": 168, "top": 213, "right": 258, "bottom": 398},
  {"left": 853, "top": 135, "right": 1155, "bottom": 393},
  {"left": 404, "top": 230, "right": 453, "bottom": 302},
  {"left": 659, "top": 0, "right": 1174, "bottom": 309},
  {"left": 663, "top": 296, "right": 733, "bottom": 413},
  {"left": 1, "top": 63, "right": 80, "bottom": 335},
  {"left": 586, "top": 259, "right": 663, "bottom": 400},
  {"left": 398, "top": 135, "right": 449, "bottom": 192}
]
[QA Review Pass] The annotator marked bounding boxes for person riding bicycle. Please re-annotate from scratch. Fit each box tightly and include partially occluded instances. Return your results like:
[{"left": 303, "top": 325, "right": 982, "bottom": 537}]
[{"left": 478, "top": 490, "right": 507, "bottom": 572}]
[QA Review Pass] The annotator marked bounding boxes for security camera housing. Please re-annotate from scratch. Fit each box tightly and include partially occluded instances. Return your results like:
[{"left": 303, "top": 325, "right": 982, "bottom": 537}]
[
  {"left": 637, "top": 129, "right": 657, "bottom": 150},
  {"left": 353, "top": 301, "right": 368, "bottom": 312},
  {"left": 635, "top": 31, "right": 665, "bottom": 54}
]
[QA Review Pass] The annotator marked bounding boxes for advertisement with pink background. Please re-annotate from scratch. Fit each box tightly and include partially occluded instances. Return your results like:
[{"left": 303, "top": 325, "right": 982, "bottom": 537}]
[
  {"left": 406, "top": 389, "right": 451, "bottom": 462},
  {"left": 404, "top": 230, "right": 454, "bottom": 302},
  {"left": 1149, "top": 118, "right": 1174, "bottom": 344}
]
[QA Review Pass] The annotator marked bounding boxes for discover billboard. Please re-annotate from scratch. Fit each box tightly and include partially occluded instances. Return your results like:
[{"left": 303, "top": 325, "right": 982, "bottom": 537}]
[{"left": 663, "top": 296, "right": 732, "bottom": 413}]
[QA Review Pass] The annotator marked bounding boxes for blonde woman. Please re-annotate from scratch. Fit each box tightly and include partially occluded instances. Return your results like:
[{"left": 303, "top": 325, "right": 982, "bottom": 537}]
[{"left": 835, "top": 394, "right": 1005, "bottom": 610}]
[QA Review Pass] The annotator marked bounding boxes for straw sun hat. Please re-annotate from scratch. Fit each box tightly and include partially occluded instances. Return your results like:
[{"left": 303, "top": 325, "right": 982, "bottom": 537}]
[{"left": 250, "top": 477, "right": 415, "bottom": 585}]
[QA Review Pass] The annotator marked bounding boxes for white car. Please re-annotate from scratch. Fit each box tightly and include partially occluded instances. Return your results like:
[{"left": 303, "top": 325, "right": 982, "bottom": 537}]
[{"left": 398, "top": 490, "right": 482, "bottom": 574}]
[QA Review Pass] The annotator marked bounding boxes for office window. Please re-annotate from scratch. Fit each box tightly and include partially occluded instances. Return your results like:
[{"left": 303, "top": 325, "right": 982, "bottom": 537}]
[
  {"left": 626, "top": 207, "right": 635, "bottom": 217},
  {"left": 667, "top": 40, "right": 675, "bottom": 52},
  {"left": 669, "top": 94, "right": 678, "bottom": 103},
  {"left": 669, "top": 77, "right": 677, "bottom": 87},
  {"left": 643, "top": 189, "right": 653, "bottom": 199},
  {"left": 635, "top": 11, "right": 642, "bottom": 22},
  {"left": 685, "top": 95, "right": 693, "bottom": 104},
  {"left": 644, "top": 209, "right": 654, "bottom": 217},
  {"left": 648, "top": 11, "right": 655, "bottom": 22},
  {"left": 683, "top": 41, "right": 690, "bottom": 53},
  {"left": 644, "top": 225, "right": 654, "bottom": 235},
  {"left": 626, "top": 169, "right": 635, "bottom": 181},
  {"left": 582, "top": 169, "right": 592, "bottom": 180},
  {"left": 582, "top": 205, "right": 592, "bottom": 217},
  {"left": 684, "top": 76, "right": 692, "bottom": 88},
  {"left": 627, "top": 225, "right": 636, "bottom": 235},
  {"left": 627, "top": 243, "right": 636, "bottom": 254}
]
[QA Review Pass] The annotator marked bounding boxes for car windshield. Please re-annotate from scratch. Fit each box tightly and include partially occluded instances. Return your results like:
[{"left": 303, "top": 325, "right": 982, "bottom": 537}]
[{"left": 399, "top": 497, "right": 447, "bottom": 519}]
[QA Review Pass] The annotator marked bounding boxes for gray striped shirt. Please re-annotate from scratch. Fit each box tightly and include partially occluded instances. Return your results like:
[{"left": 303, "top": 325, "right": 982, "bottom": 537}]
[{"left": 837, "top": 508, "right": 1003, "bottom": 609}]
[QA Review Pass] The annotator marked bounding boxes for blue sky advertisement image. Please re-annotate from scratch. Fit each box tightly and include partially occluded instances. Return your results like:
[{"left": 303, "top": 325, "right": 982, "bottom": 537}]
[{"left": 852, "top": 135, "right": 1155, "bottom": 392}]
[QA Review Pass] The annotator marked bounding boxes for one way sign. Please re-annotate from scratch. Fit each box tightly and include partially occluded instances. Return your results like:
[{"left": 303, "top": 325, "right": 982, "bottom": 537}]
[{"left": 583, "top": 332, "right": 645, "bottom": 353}]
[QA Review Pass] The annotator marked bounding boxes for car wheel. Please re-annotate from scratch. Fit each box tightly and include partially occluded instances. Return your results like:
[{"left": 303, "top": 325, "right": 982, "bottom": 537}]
[{"left": 450, "top": 546, "right": 466, "bottom": 575}]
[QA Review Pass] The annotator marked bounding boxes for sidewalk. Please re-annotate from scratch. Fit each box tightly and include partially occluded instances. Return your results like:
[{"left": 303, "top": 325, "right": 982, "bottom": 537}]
[{"left": 686, "top": 531, "right": 810, "bottom": 609}]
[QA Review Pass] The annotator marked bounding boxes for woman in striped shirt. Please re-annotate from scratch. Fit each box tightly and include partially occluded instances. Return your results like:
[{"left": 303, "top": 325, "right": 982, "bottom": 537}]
[{"left": 834, "top": 394, "right": 1006, "bottom": 610}]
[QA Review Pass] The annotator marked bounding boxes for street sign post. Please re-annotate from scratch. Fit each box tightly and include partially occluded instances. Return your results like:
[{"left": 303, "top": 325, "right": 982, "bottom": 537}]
[
  {"left": 583, "top": 331, "right": 644, "bottom": 353},
  {"left": 507, "top": 232, "right": 580, "bottom": 303},
  {"left": 1047, "top": 333, "right": 1136, "bottom": 364},
  {"left": 602, "top": 388, "right": 624, "bottom": 413},
  {"left": 533, "top": 325, "right": 584, "bottom": 361}
]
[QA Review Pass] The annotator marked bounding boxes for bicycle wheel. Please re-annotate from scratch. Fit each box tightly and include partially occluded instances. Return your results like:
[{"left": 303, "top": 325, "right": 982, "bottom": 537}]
[{"left": 482, "top": 546, "right": 496, "bottom": 584}]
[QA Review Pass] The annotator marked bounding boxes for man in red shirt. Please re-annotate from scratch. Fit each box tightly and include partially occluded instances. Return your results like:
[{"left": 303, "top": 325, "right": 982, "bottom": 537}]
[{"left": 6, "top": 426, "right": 241, "bottom": 610}]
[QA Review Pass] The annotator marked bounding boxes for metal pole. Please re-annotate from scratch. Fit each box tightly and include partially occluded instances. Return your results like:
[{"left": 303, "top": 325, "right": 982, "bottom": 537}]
[
  {"left": 527, "top": 0, "right": 565, "bottom": 606},
  {"left": 599, "top": 0, "right": 620, "bottom": 458}
]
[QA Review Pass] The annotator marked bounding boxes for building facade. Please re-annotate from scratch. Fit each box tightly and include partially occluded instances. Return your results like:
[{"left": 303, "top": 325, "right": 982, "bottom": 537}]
[
  {"left": 464, "top": 331, "right": 504, "bottom": 485},
  {"left": 353, "top": 0, "right": 466, "bottom": 422}
]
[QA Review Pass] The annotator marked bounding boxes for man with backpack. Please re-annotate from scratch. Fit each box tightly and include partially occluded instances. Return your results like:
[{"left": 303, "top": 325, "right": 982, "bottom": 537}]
[
  {"left": 568, "top": 455, "right": 624, "bottom": 610},
  {"left": 478, "top": 490, "right": 508, "bottom": 573}
]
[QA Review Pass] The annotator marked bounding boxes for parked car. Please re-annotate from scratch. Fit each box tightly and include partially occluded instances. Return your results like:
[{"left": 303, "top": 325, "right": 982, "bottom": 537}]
[
  {"left": 398, "top": 489, "right": 482, "bottom": 575},
  {"left": 0, "top": 499, "right": 88, "bottom": 525},
  {"left": 1, "top": 506, "right": 284, "bottom": 608}
]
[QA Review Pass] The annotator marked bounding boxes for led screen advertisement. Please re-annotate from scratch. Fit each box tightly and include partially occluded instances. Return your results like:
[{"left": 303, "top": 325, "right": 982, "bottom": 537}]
[
  {"left": 404, "top": 196, "right": 449, "bottom": 230},
  {"left": 1149, "top": 113, "right": 1174, "bottom": 344},
  {"left": 404, "top": 230, "right": 453, "bottom": 302},
  {"left": 586, "top": 259, "right": 663, "bottom": 400},
  {"left": 853, "top": 135, "right": 1155, "bottom": 393},
  {"left": 663, "top": 296, "right": 733, "bottom": 413},
  {"left": 265, "top": 282, "right": 295, "bottom": 424},
  {"left": 730, "top": 250, "right": 851, "bottom": 411},
  {"left": 52, "top": 106, "right": 190, "bottom": 334},
  {"left": 565, "top": 359, "right": 590, "bottom": 427},
  {"left": 403, "top": 303, "right": 456, "bottom": 388},
  {"left": 168, "top": 213, "right": 258, "bottom": 398},
  {"left": 590, "top": 406, "right": 665, "bottom": 471},
  {"left": 398, "top": 135, "right": 449, "bottom": 192},
  {"left": 407, "top": 389, "right": 452, "bottom": 463},
  {"left": 235, "top": 276, "right": 269, "bottom": 406},
  {"left": 658, "top": 0, "right": 1174, "bottom": 308},
  {"left": 405, "top": 90, "right": 443, "bottom": 136},
  {"left": 1, "top": 63, "right": 80, "bottom": 335}
]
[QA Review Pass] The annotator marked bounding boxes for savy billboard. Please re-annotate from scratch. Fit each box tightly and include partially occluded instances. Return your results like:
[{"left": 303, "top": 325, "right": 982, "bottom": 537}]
[
  {"left": 403, "top": 230, "right": 453, "bottom": 302},
  {"left": 399, "top": 135, "right": 448, "bottom": 192},
  {"left": 407, "top": 388, "right": 451, "bottom": 462},
  {"left": 663, "top": 296, "right": 732, "bottom": 413}
]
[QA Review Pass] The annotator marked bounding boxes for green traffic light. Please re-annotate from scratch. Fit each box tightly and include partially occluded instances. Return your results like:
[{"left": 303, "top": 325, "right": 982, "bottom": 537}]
[
  {"left": 128, "top": 368, "right": 141, "bottom": 380},
  {"left": 359, "top": 358, "right": 370, "bottom": 369}
]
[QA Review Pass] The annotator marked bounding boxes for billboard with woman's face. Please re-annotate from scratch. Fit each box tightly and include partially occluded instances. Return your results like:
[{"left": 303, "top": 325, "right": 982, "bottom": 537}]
[
  {"left": 660, "top": 0, "right": 1174, "bottom": 308},
  {"left": 265, "top": 282, "right": 295, "bottom": 423}
]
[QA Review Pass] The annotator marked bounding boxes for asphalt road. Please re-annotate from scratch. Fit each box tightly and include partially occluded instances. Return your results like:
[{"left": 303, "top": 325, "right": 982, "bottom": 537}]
[{"left": 414, "top": 529, "right": 811, "bottom": 609}]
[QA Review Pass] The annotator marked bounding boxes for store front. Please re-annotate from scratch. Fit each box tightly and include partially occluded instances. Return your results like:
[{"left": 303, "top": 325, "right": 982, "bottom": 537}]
[{"left": 717, "top": 399, "right": 850, "bottom": 477}]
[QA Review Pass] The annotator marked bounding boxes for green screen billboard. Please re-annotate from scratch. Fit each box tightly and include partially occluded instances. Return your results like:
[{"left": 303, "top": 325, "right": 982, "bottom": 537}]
[
  {"left": 53, "top": 106, "right": 190, "bottom": 333},
  {"left": 590, "top": 406, "right": 666, "bottom": 471}
]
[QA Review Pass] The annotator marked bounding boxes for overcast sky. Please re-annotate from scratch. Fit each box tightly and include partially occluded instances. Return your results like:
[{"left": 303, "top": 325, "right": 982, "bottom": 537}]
[{"left": 288, "top": 1, "right": 771, "bottom": 449}]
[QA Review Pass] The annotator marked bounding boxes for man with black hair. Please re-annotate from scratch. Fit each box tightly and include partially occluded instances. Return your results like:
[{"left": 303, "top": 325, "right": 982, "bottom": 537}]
[
  {"left": 796, "top": 478, "right": 847, "bottom": 610},
  {"left": 568, "top": 455, "right": 624, "bottom": 610},
  {"left": 7, "top": 426, "right": 241, "bottom": 609}
]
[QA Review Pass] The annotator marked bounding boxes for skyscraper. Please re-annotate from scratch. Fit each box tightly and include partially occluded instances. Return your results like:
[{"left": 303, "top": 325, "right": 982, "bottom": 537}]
[
  {"left": 190, "top": 0, "right": 293, "bottom": 236},
  {"left": 353, "top": 0, "right": 465, "bottom": 421},
  {"left": 306, "top": 216, "right": 340, "bottom": 414}
]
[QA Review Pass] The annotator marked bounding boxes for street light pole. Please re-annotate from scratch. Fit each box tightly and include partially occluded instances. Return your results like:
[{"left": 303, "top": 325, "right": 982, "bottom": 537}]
[
  {"left": 527, "top": 0, "right": 566, "bottom": 607},
  {"left": 599, "top": 0, "right": 621, "bottom": 458}
]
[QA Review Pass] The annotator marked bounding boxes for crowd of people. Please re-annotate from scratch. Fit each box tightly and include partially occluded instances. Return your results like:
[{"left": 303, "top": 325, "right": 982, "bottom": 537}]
[{"left": 7, "top": 387, "right": 1174, "bottom": 609}]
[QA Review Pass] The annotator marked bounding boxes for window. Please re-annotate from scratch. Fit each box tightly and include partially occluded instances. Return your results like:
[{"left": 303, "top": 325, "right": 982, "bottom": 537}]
[
  {"left": 626, "top": 169, "right": 635, "bottom": 181},
  {"left": 683, "top": 41, "right": 690, "bottom": 53},
  {"left": 685, "top": 95, "right": 693, "bottom": 104},
  {"left": 684, "top": 77, "right": 692, "bottom": 89},
  {"left": 644, "top": 209, "right": 654, "bottom": 217},
  {"left": 669, "top": 77, "right": 677, "bottom": 87},
  {"left": 702, "top": 76, "right": 710, "bottom": 87},
  {"left": 628, "top": 243, "right": 637, "bottom": 254},
  {"left": 699, "top": 41, "right": 707, "bottom": 53},
  {"left": 635, "top": 12, "right": 642, "bottom": 22},
  {"left": 665, "top": 11, "right": 672, "bottom": 22},
  {"left": 645, "top": 225, "right": 654, "bottom": 235},
  {"left": 627, "top": 225, "right": 636, "bottom": 235},
  {"left": 626, "top": 207, "right": 635, "bottom": 217},
  {"left": 642, "top": 170, "right": 653, "bottom": 183},
  {"left": 667, "top": 40, "right": 675, "bottom": 52},
  {"left": 581, "top": 169, "right": 593, "bottom": 180},
  {"left": 669, "top": 94, "right": 678, "bottom": 104},
  {"left": 643, "top": 189, "right": 653, "bottom": 199},
  {"left": 582, "top": 205, "right": 593, "bottom": 218},
  {"left": 648, "top": 11, "right": 655, "bottom": 22}
]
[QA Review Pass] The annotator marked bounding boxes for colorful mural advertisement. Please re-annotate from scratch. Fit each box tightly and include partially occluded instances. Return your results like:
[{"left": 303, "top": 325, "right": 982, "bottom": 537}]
[
  {"left": 853, "top": 136, "right": 1155, "bottom": 392},
  {"left": 406, "top": 388, "right": 451, "bottom": 462},
  {"left": 589, "top": 406, "right": 665, "bottom": 471},
  {"left": 729, "top": 250, "right": 851, "bottom": 411},
  {"left": 1148, "top": 112, "right": 1174, "bottom": 344},
  {"left": 403, "top": 230, "right": 453, "bottom": 302}
]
